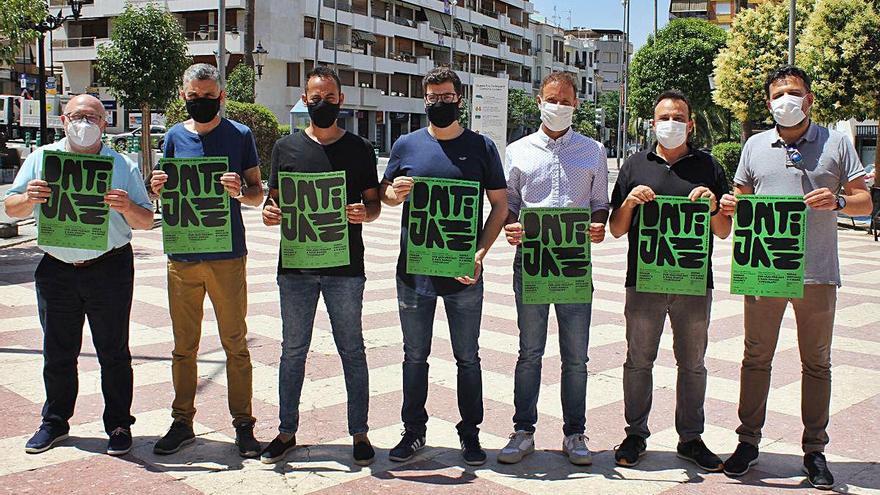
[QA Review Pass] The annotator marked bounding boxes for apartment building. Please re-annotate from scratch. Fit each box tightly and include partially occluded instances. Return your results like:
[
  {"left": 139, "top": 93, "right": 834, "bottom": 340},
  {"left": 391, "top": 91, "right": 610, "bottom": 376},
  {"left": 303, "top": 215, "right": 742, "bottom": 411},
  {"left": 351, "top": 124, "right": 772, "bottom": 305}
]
[
  {"left": 669, "top": 0, "right": 772, "bottom": 29},
  {"left": 529, "top": 16, "right": 596, "bottom": 102},
  {"left": 45, "top": 0, "right": 540, "bottom": 151},
  {"left": 565, "top": 28, "right": 630, "bottom": 96}
]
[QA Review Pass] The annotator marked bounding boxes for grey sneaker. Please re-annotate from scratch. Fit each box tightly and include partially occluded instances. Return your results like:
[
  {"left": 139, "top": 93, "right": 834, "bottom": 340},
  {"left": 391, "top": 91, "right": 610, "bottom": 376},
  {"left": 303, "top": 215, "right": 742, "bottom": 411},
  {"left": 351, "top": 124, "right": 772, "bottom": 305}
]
[
  {"left": 562, "top": 433, "right": 593, "bottom": 466},
  {"left": 497, "top": 430, "right": 535, "bottom": 464}
]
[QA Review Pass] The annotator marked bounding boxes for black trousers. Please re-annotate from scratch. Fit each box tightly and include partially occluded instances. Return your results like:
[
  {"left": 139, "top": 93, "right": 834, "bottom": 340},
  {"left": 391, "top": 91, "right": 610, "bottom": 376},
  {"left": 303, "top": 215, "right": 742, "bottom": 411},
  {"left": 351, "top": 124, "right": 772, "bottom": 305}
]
[{"left": 34, "top": 244, "right": 135, "bottom": 434}]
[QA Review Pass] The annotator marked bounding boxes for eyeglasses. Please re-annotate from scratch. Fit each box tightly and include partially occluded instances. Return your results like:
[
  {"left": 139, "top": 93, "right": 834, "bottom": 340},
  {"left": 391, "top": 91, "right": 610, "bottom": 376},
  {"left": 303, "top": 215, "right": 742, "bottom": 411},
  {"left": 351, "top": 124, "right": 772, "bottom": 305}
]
[
  {"left": 425, "top": 93, "right": 459, "bottom": 104},
  {"left": 784, "top": 144, "right": 803, "bottom": 167},
  {"left": 64, "top": 113, "right": 104, "bottom": 125}
]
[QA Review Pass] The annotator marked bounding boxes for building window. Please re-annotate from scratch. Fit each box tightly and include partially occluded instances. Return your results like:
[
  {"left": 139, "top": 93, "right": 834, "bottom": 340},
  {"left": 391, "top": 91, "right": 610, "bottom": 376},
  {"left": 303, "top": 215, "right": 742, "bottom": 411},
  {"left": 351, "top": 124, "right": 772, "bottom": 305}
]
[
  {"left": 286, "top": 62, "right": 301, "bottom": 87},
  {"left": 304, "top": 17, "right": 316, "bottom": 38},
  {"left": 339, "top": 69, "right": 355, "bottom": 87},
  {"left": 715, "top": 2, "right": 732, "bottom": 15}
]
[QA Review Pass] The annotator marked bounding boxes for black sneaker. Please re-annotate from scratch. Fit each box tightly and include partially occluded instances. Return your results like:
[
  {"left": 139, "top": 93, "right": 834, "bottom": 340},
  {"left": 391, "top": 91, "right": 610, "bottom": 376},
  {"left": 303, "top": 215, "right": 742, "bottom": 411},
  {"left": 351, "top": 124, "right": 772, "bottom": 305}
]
[
  {"left": 803, "top": 451, "right": 834, "bottom": 490},
  {"left": 723, "top": 442, "right": 759, "bottom": 477},
  {"left": 460, "top": 434, "right": 487, "bottom": 466},
  {"left": 24, "top": 425, "right": 69, "bottom": 454},
  {"left": 614, "top": 434, "right": 647, "bottom": 467},
  {"left": 235, "top": 422, "right": 261, "bottom": 458},
  {"left": 260, "top": 434, "right": 297, "bottom": 464},
  {"left": 107, "top": 427, "right": 132, "bottom": 456},
  {"left": 677, "top": 438, "right": 723, "bottom": 472},
  {"left": 353, "top": 435, "right": 375, "bottom": 466},
  {"left": 153, "top": 421, "right": 196, "bottom": 455},
  {"left": 389, "top": 430, "right": 426, "bottom": 462}
]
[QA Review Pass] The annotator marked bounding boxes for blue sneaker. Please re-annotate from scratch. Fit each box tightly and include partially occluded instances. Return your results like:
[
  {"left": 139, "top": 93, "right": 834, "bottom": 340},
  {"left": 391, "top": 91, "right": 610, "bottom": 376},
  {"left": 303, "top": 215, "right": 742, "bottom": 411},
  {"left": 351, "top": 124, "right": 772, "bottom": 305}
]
[{"left": 25, "top": 425, "right": 69, "bottom": 454}]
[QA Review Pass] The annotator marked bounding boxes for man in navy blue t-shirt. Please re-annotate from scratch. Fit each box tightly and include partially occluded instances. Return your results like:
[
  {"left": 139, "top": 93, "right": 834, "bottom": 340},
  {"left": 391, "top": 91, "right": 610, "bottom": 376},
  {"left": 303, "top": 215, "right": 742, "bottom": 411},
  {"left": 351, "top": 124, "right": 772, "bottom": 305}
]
[
  {"left": 148, "top": 63, "right": 263, "bottom": 458},
  {"left": 380, "top": 66, "right": 508, "bottom": 466}
]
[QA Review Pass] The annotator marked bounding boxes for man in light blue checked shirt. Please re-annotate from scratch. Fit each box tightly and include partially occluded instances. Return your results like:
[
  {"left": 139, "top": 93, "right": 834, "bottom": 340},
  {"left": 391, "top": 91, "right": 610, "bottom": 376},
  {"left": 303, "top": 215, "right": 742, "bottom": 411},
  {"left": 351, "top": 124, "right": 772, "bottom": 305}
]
[
  {"left": 498, "top": 72, "right": 609, "bottom": 467},
  {"left": 4, "top": 94, "right": 154, "bottom": 457}
]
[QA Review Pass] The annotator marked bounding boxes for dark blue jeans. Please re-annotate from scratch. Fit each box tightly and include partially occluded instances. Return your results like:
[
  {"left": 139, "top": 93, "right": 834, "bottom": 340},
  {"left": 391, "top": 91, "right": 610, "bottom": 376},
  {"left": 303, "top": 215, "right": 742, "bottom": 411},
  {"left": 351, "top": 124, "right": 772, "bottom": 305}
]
[
  {"left": 512, "top": 256, "right": 591, "bottom": 436},
  {"left": 396, "top": 277, "right": 484, "bottom": 439},
  {"left": 277, "top": 273, "right": 369, "bottom": 436},
  {"left": 34, "top": 245, "right": 135, "bottom": 435}
]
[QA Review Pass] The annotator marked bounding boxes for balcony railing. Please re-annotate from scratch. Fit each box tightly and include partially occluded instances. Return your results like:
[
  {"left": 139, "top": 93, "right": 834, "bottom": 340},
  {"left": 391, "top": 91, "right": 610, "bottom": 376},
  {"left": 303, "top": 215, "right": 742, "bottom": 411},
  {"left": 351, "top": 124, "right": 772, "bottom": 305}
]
[
  {"left": 324, "top": 40, "right": 353, "bottom": 52},
  {"left": 392, "top": 16, "right": 416, "bottom": 28},
  {"left": 478, "top": 8, "right": 498, "bottom": 18},
  {"left": 388, "top": 51, "right": 416, "bottom": 63},
  {"left": 52, "top": 36, "right": 102, "bottom": 48}
]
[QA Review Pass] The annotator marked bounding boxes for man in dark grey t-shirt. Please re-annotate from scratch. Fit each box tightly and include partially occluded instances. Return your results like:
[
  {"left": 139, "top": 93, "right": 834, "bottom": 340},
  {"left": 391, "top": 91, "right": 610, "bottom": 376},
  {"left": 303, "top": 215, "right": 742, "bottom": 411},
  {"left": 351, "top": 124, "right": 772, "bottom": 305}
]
[{"left": 719, "top": 66, "right": 871, "bottom": 490}]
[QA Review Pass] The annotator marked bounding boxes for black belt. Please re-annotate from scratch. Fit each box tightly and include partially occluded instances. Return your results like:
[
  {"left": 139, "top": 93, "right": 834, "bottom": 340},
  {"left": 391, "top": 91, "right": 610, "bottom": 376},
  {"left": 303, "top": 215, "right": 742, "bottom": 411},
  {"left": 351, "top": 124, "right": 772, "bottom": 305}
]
[{"left": 49, "top": 243, "right": 131, "bottom": 268}]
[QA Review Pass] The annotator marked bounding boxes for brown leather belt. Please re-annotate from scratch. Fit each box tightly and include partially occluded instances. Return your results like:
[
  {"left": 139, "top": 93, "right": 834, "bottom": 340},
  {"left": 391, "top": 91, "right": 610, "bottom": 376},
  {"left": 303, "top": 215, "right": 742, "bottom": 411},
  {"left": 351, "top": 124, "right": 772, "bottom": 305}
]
[{"left": 49, "top": 244, "right": 131, "bottom": 268}]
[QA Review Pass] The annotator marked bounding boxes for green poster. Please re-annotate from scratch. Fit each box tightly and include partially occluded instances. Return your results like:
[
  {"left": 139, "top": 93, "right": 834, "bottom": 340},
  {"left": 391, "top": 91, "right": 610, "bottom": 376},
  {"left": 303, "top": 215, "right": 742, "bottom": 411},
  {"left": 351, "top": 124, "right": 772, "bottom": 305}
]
[
  {"left": 731, "top": 195, "right": 807, "bottom": 298},
  {"left": 38, "top": 150, "right": 114, "bottom": 251},
  {"left": 520, "top": 207, "right": 592, "bottom": 305},
  {"left": 406, "top": 177, "right": 480, "bottom": 277},
  {"left": 278, "top": 171, "right": 350, "bottom": 269},
  {"left": 159, "top": 157, "right": 232, "bottom": 254},
  {"left": 636, "top": 195, "right": 711, "bottom": 296}
]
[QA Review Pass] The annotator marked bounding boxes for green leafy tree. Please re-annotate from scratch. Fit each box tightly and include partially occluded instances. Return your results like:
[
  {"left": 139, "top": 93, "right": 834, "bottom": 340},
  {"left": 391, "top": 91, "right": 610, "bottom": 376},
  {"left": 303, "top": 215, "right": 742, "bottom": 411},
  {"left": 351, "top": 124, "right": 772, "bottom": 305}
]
[
  {"left": 802, "top": 0, "right": 880, "bottom": 166},
  {"left": 713, "top": 0, "right": 815, "bottom": 142},
  {"left": 458, "top": 97, "right": 469, "bottom": 129},
  {"left": 0, "top": 0, "right": 47, "bottom": 65},
  {"left": 572, "top": 101, "right": 599, "bottom": 140},
  {"left": 598, "top": 90, "right": 620, "bottom": 150},
  {"left": 96, "top": 3, "right": 190, "bottom": 176},
  {"left": 507, "top": 89, "right": 540, "bottom": 141},
  {"left": 711, "top": 141, "right": 742, "bottom": 184},
  {"left": 226, "top": 63, "right": 256, "bottom": 103},
  {"left": 629, "top": 18, "right": 727, "bottom": 146}
]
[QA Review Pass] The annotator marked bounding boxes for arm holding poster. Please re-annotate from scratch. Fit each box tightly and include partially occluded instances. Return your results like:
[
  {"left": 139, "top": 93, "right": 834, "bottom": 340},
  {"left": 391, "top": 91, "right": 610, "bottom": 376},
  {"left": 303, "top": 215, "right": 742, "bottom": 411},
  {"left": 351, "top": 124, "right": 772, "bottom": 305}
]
[
  {"left": 609, "top": 185, "right": 656, "bottom": 238},
  {"left": 455, "top": 187, "right": 507, "bottom": 285}
]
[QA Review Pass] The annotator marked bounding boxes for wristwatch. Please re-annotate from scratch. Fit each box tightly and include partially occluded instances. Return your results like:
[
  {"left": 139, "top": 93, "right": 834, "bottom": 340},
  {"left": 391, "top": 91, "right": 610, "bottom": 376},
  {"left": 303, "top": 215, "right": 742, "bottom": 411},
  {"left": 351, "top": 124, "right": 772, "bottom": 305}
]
[{"left": 834, "top": 195, "right": 846, "bottom": 211}]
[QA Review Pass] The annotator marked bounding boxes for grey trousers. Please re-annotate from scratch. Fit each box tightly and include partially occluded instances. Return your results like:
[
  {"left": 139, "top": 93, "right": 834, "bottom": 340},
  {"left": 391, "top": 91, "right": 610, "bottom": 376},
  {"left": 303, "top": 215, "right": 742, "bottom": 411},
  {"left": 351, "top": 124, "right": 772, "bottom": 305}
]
[{"left": 622, "top": 287, "right": 712, "bottom": 443}]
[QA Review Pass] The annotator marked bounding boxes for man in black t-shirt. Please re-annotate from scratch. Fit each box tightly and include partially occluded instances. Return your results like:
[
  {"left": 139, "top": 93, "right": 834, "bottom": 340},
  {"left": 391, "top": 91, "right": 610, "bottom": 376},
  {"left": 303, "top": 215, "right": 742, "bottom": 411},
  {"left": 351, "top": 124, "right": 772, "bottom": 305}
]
[
  {"left": 608, "top": 90, "right": 731, "bottom": 472},
  {"left": 261, "top": 67, "right": 381, "bottom": 466}
]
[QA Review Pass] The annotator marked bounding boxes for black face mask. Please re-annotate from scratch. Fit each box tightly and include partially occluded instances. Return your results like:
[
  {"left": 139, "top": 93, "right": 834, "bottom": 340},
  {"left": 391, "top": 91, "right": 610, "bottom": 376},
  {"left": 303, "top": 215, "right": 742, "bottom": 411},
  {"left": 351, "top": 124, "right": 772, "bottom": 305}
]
[
  {"left": 307, "top": 99, "right": 341, "bottom": 129},
  {"left": 426, "top": 101, "right": 460, "bottom": 128},
  {"left": 185, "top": 97, "right": 221, "bottom": 123}
]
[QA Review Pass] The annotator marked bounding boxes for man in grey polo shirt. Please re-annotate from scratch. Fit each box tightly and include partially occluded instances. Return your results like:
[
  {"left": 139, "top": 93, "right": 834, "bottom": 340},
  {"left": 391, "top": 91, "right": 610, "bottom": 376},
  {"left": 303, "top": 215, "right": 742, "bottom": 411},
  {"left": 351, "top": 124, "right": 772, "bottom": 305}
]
[{"left": 719, "top": 66, "right": 871, "bottom": 490}]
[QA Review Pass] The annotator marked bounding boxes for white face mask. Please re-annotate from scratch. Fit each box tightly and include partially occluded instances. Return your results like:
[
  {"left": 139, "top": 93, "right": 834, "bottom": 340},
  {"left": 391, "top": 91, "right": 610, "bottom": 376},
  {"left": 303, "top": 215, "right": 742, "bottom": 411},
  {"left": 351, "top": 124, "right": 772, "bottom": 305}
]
[
  {"left": 655, "top": 119, "right": 688, "bottom": 149},
  {"left": 770, "top": 94, "right": 807, "bottom": 128},
  {"left": 539, "top": 101, "right": 575, "bottom": 133},
  {"left": 66, "top": 119, "right": 103, "bottom": 148}
]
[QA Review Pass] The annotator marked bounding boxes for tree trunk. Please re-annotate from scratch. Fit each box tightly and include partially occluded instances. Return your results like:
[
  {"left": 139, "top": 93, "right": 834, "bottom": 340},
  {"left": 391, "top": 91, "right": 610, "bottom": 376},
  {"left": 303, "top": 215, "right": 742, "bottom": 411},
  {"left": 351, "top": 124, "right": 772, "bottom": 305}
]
[
  {"left": 741, "top": 120, "right": 753, "bottom": 144},
  {"left": 244, "top": 0, "right": 255, "bottom": 67},
  {"left": 140, "top": 103, "right": 153, "bottom": 180},
  {"left": 874, "top": 135, "right": 879, "bottom": 169}
]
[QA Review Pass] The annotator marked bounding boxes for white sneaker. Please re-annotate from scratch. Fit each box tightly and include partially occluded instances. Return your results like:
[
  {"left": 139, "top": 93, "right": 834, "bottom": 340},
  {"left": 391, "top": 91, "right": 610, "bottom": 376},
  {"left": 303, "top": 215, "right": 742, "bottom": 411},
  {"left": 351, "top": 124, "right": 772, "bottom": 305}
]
[
  {"left": 497, "top": 430, "right": 535, "bottom": 464},
  {"left": 563, "top": 434, "right": 593, "bottom": 466}
]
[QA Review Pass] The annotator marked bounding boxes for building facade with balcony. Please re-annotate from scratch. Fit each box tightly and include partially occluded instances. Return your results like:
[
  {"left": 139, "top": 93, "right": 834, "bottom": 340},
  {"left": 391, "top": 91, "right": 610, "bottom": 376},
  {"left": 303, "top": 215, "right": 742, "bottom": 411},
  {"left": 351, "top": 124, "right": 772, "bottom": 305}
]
[
  {"left": 565, "top": 28, "right": 629, "bottom": 97},
  {"left": 253, "top": 0, "right": 537, "bottom": 153},
  {"left": 668, "top": 0, "right": 771, "bottom": 29}
]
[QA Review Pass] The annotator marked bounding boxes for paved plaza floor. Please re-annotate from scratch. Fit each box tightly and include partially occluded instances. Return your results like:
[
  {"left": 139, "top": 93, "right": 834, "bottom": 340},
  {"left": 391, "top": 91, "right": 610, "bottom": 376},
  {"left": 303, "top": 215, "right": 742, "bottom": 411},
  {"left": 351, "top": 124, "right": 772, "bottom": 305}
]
[{"left": 0, "top": 203, "right": 878, "bottom": 494}]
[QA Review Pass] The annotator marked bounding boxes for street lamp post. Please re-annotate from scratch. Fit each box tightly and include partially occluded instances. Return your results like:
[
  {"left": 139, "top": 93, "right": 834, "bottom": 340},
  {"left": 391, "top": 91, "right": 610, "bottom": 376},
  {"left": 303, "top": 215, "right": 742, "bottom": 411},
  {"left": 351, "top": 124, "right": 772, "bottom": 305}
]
[
  {"left": 252, "top": 41, "right": 268, "bottom": 80},
  {"left": 25, "top": 0, "right": 84, "bottom": 142},
  {"left": 218, "top": 0, "right": 226, "bottom": 90},
  {"left": 788, "top": 0, "right": 796, "bottom": 64},
  {"left": 616, "top": 0, "right": 628, "bottom": 167}
]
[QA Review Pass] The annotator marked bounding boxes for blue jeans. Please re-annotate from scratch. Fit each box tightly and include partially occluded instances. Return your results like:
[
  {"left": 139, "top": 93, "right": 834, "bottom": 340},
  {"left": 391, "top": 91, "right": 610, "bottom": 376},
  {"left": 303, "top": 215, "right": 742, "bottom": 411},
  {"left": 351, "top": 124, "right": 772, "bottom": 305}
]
[
  {"left": 512, "top": 256, "right": 591, "bottom": 436},
  {"left": 396, "top": 277, "right": 484, "bottom": 438},
  {"left": 277, "top": 273, "right": 369, "bottom": 436}
]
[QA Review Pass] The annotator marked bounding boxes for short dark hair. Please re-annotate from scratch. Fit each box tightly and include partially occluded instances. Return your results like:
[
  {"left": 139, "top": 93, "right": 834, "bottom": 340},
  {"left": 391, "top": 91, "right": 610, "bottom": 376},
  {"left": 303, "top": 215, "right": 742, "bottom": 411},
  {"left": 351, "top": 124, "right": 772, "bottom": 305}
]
[
  {"left": 654, "top": 89, "right": 692, "bottom": 117},
  {"left": 540, "top": 72, "right": 578, "bottom": 96},
  {"left": 764, "top": 65, "right": 811, "bottom": 96},
  {"left": 306, "top": 65, "right": 341, "bottom": 92},
  {"left": 422, "top": 65, "right": 462, "bottom": 95}
]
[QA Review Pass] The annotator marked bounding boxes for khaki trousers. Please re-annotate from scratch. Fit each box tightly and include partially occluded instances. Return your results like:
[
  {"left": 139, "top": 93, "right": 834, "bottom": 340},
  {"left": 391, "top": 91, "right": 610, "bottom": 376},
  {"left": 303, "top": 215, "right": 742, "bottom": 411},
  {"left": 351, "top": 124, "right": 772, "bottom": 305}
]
[
  {"left": 736, "top": 284, "right": 836, "bottom": 453},
  {"left": 167, "top": 256, "right": 254, "bottom": 426}
]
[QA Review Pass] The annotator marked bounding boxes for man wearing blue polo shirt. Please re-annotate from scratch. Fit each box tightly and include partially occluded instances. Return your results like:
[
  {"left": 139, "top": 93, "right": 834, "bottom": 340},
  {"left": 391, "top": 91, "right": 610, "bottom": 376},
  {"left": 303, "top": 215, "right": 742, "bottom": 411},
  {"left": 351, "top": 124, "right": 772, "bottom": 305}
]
[{"left": 4, "top": 94, "right": 154, "bottom": 456}]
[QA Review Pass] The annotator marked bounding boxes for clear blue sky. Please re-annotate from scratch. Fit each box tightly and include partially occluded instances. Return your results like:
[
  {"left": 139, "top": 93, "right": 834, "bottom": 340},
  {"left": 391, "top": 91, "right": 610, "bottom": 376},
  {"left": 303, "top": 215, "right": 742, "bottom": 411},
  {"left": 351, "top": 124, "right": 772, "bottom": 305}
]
[{"left": 531, "top": 0, "right": 671, "bottom": 49}]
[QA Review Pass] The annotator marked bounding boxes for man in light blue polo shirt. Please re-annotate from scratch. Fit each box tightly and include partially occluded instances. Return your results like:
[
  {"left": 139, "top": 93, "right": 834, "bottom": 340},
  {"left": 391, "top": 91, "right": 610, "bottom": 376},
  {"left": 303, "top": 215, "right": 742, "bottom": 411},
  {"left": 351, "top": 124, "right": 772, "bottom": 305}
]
[{"left": 4, "top": 94, "right": 154, "bottom": 457}]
